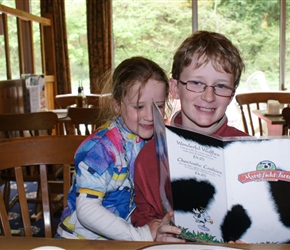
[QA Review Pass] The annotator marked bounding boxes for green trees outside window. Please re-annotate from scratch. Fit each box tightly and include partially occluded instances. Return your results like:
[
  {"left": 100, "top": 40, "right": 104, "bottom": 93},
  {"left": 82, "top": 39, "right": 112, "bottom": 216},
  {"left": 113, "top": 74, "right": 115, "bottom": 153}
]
[{"left": 1, "top": 0, "right": 290, "bottom": 92}]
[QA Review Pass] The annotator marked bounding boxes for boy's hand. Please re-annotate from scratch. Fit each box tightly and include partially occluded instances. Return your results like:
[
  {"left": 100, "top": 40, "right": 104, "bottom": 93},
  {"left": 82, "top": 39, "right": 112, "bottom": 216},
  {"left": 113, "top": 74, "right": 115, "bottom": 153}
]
[
  {"left": 148, "top": 211, "right": 185, "bottom": 242},
  {"left": 228, "top": 240, "right": 245, "bottom": 243}
]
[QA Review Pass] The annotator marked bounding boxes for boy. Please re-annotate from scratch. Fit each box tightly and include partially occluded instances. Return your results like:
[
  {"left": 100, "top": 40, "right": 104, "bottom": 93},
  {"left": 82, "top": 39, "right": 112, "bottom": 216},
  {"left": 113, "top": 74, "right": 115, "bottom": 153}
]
[{"left": 131, "top": 31, "right": 249, "bottom": 234}]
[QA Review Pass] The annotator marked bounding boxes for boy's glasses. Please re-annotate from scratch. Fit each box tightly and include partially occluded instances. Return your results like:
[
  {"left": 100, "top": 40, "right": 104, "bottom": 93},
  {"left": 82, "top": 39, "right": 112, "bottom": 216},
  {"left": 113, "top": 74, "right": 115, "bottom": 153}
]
[{"left": 178, "top": 79, "right": 235, "bottom": 97}]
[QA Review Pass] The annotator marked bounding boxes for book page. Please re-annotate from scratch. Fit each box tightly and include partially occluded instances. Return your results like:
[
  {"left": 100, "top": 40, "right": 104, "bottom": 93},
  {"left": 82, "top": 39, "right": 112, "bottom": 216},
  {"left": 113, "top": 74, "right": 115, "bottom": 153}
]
[
  {"left": 223, "top": 138, "right": 290, "bottom": 243},
  {"left": 165, "top": 126, "right": 228, "bottom": 242},
  {"left": 27, "top": 85, "right": 40, "bottom": 113}
]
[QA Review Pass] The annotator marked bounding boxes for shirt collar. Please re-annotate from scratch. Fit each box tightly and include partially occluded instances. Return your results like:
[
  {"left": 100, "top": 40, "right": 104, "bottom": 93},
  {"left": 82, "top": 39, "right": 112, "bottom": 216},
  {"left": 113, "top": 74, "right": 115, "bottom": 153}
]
[
  {"left": 116, "top": 116, "right": 142, "bottom": 143},
  {"left": 170, "top": 110, "right": 227, "bottom": 135}
]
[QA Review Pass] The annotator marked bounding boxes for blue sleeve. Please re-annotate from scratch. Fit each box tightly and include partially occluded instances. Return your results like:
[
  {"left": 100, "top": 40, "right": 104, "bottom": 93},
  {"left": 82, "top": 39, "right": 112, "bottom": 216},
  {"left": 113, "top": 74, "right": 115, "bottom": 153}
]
[{"left": 74, "top": 135, "right": 117, "bottom": 197}]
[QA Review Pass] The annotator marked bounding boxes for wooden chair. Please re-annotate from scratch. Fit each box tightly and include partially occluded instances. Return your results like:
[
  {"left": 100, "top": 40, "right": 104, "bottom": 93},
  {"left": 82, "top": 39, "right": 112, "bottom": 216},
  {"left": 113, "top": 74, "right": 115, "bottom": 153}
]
[
  {"left": 67, "top": 107, "right": 101, "bottom": 135},
  {"left": 282, "top": 107, "right": 290, "bottom": 135},
  {"left": 0, "top": 79, "right": 27, "bottom": 114},
  {"left": 55, "top": 93, "right": 103, "bottom": 108},
  {"left": 0, "top": 111, "right": 58, "bottom": 138},
  {"left": 0, "top": 135, "right": 85, "bottom": 237},
  {"left": 0, "top": 112, "right": 58, "bottom": 213},
  {"left": 235, "top": 91, "right": 290, "bottom": 136},
  {"left": 55, "top": 95, "right": 108, "bottom": 135}
]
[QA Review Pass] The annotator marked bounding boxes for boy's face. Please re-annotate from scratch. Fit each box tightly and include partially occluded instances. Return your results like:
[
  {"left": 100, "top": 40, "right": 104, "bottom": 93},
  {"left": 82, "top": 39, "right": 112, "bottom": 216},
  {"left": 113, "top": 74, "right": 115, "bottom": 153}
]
[
  {"left": 170, "top": 60, "right": 234, "bottom": 133},
  {"left": 117, "top": 79, "right": 166, "bottom": 140}
]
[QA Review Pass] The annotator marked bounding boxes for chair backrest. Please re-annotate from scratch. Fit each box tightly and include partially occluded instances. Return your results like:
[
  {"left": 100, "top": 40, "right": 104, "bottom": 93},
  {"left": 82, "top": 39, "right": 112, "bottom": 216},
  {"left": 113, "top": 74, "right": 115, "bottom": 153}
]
[
  {"left": 235, "top": 91, "right": 290, "bottom": 136},
  {"left": 246, "top": 71, "right": 269, "bottom": 91},
  {"left": 55, "top": 94, "right": 102, "bottom": 108},
  {"left": 282, "top": 107, "right": 290, "bottom": 135},
  {"left": 0, "top": 135, "right": 85, "bottom": 237},
  {"left": 0, "top": 112, "right": 60, "bottom": 215},
  {"left": 0, "top": 79, "right": 27, "bottom": 114},
  {"left": 67, "top": 107, "right": 101, "bottom": 135},
  {"left": 0, "top": 111, "right": 58, "bottom": 138}
]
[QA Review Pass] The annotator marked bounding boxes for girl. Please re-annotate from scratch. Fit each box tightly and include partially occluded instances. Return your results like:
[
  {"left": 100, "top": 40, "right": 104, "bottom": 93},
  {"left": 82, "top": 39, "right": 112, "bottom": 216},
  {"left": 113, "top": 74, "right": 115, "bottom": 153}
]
[{"left": 57, "top": 56, "right": 182, "bottom": 241}]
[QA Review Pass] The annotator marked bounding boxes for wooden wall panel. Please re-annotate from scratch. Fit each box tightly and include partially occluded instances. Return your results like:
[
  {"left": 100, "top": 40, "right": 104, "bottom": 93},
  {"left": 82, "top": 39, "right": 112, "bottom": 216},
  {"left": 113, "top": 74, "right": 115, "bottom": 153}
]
[{"left": 45, "top": 75, "right": 55, "bottom": 110}]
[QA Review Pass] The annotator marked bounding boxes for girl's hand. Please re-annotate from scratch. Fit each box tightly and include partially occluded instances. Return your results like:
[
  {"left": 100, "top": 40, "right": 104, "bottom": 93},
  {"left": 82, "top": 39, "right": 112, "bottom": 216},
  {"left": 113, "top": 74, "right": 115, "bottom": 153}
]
[{"left": 148, "top": 211, "right": 185, "bottom": 242}]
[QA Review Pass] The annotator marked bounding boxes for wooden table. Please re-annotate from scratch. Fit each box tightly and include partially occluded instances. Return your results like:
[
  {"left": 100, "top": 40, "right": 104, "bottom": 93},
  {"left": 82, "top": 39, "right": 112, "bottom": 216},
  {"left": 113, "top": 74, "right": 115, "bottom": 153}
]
[
  {"left": 252, "top": 110, "right": 285, "bottom": 136},
  {"left": 50, "top": 109, "right": 75, "bottom": 135},
  {"left": 1, "top": 237, "right": 289, "bottom": 250},
  {"left": 51, "top": 109, "right": 69, "bottom": 120}
]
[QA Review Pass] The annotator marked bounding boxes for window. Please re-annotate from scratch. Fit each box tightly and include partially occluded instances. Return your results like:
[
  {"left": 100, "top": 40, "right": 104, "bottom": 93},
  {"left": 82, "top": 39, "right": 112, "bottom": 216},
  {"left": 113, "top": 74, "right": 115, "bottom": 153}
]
[
  {"left": 113, "top": 0, "right": 286, "bottom": 92},
  {"left": 65, "top": 0, "right": 89, "bottom": 94},
  {"left": 198, "top": 0, "right": 281, "bottom": 92},
  {"left": 113, "top": 0, "right": 192, "bottom": 75},
  {"left": 1, "top": 0, "right": 289, "bottom": 93},
  {"left": 0, "top": 0, "right": 19, "bottom": 79},
  {"left": 0, "top": 0, "right": 42, "bottom": 79}
]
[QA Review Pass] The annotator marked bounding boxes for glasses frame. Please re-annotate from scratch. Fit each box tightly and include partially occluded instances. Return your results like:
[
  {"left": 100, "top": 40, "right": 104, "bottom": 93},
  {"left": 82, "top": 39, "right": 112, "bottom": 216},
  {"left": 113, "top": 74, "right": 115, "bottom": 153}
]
[{"left": 177, "top": 79, "right": 236, "bottom": 97}]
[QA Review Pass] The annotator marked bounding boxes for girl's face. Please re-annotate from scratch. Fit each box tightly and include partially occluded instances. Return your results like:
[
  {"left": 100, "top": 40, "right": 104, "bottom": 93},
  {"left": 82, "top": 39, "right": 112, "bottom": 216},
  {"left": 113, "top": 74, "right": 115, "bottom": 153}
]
[
  {"left": 117, "top": 78, "right": 167, "bottom": 140},
  {"left": 170, "top": 60, "right": 234, "bottom": 133}
]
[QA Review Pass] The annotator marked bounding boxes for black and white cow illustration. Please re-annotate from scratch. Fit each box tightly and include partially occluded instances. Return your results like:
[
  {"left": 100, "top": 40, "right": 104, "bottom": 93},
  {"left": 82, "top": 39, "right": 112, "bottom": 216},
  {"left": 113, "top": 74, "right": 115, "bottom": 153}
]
[
  {"left": 171, "top": 178, "right": 290, "bottom": 243},
  {"left": 192, "top": 207, "right": 213, "bottom": 231}
]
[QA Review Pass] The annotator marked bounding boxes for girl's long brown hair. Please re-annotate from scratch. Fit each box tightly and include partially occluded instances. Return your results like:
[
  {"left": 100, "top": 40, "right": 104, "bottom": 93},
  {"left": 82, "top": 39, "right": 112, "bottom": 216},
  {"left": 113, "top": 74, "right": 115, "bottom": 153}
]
[{"left": 98, "top": 56, "right": 172, "bottom": 126}]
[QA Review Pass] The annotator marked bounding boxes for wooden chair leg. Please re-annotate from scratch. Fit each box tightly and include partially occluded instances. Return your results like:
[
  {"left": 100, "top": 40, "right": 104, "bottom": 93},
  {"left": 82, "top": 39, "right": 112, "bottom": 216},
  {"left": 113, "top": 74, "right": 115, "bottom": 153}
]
[
  {"left": 4, "top": 180, "right": 19, "bottom": 211},
  {"left": 31, "top": 182, "right": 43, "bottom": 221},
  {"left": 3, "top": 181, "right": 10, "bottom": 211}
]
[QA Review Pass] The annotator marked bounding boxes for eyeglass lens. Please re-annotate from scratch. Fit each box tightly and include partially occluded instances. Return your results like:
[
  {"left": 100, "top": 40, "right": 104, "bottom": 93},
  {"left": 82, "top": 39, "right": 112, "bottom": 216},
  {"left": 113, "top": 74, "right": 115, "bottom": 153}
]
[{"left": 186, "top": 81, "right": 233, "bottom": 97}]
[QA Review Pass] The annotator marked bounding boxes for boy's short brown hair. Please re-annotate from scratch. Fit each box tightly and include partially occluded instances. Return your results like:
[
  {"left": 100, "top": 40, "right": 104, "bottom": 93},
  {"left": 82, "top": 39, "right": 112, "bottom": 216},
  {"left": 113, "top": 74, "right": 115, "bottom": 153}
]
[{"left": 171, "top": 31, "right": 245, "bottom": 88}]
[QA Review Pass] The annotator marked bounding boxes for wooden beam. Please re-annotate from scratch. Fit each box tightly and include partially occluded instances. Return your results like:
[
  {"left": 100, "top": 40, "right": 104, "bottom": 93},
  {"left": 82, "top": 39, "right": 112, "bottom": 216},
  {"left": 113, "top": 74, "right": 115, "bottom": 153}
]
[
  {"left": 2, "top": 13, "right": 11, "bottom": 79},
  {"left": 0, "top": 4, "right": 51, "bottom": 26}
]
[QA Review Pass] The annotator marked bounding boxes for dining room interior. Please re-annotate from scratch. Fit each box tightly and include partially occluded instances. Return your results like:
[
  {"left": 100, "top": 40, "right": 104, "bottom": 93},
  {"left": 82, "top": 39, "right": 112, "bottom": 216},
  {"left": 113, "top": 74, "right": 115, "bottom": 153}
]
[
  {"left": 1, "top": 1, "right": 290, "bottom": 132},
  {"left": 2, "top": 0, "right": 290, "bottom": 248}
]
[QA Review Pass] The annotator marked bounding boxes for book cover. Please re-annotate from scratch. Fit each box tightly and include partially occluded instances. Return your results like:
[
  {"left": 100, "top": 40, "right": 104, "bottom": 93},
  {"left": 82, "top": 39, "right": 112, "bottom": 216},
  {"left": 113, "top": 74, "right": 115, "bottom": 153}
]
[{"left": 153, "top": 103, "right": 290, "bottom": 244}]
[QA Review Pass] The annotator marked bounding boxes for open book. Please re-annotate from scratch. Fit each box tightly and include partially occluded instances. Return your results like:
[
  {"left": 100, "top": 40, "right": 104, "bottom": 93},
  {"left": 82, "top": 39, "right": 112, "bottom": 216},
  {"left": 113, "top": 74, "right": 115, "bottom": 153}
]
[{"left": 153, "top": 103, "right": 290, "bottom": 244}]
